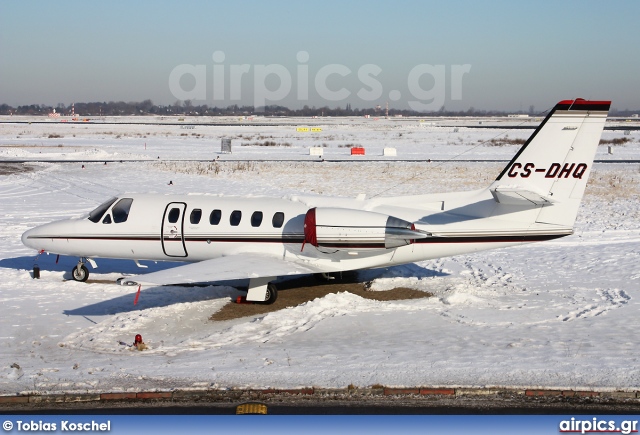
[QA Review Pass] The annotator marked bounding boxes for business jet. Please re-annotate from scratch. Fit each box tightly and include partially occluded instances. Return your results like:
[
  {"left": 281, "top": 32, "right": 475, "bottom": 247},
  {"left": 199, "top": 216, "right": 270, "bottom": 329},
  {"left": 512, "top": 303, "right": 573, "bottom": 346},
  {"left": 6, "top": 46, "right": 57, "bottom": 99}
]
[{"left": 22, "top": 99, "right": 610, "bottom": 304}]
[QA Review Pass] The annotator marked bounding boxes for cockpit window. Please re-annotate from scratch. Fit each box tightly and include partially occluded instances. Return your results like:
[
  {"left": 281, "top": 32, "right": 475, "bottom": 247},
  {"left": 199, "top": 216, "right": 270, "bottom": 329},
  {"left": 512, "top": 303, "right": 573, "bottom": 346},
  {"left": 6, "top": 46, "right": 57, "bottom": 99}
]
[
  {"left": 102, "top": 214, "right": 112, "bottom": 224},
  {"left": 88, "top": 197, "right": 117, "bottom": 223},
  {"left": 112, "top": 198, "right": 133, "bottom": 223}
]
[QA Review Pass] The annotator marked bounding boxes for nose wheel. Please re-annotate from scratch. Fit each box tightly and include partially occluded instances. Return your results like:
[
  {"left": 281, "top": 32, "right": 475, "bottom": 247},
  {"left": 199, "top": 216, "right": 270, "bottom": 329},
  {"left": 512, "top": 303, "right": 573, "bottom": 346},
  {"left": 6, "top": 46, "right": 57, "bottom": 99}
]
[{"left": 71, "top": 261, "right": 89, "bottom": 282}]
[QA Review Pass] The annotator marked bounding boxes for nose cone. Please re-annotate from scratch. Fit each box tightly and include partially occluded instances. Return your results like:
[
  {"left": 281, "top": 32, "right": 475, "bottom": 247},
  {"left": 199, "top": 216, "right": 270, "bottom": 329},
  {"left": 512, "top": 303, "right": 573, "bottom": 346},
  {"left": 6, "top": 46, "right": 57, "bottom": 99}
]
[
  {"left": 22, "top": 221, "right": 68, "bottom": 251},
  {"left": 22, "top": 226, "right": 43, "bottom": 250},
  {"left": 22, "top": 219, "right": 86, "bottom": 255}
]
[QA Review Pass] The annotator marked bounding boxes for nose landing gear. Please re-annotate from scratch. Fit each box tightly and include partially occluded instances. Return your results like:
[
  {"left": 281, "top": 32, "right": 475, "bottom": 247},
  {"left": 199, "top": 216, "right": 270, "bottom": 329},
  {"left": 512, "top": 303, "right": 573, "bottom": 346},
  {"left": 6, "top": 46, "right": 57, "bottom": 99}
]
[
  {"left": 72, "top": 263, "right": 89, "bottom": 282},
  {"left": 71, "top": 257, "right": 95, "bottom": 282}
]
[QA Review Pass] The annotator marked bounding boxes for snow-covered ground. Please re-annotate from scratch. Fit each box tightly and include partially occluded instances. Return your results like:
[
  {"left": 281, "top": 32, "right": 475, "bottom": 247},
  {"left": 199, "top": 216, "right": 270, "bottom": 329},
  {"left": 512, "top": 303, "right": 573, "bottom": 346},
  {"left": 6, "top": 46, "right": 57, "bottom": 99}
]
[
  {"left": 0, "top": 118, "right": 639, "bottom": 395},
  {"left": 2, "top": 115, "right": 639, "bottom": 162}
]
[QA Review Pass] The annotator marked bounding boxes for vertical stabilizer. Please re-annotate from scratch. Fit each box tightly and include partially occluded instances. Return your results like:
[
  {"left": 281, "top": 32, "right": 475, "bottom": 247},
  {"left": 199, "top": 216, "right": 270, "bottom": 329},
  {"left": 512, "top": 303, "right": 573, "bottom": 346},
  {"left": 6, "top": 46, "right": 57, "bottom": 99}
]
[{"left": 491, "top": 99, "right": 610, "bottom": 227}]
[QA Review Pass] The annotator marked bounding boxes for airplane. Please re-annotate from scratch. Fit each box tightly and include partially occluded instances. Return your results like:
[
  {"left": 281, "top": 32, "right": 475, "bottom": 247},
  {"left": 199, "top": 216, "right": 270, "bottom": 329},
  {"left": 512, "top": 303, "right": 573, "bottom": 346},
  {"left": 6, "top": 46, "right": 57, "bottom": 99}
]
[{"left": 21, "top": 98, "right": 611, "bottom": 304}]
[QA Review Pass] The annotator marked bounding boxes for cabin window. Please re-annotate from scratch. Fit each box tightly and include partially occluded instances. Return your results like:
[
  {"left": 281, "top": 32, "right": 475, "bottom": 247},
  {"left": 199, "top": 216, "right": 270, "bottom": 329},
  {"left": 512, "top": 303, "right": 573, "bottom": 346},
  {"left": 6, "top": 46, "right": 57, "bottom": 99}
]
[
  {"left": 168, "top": 208, "right": 180, "bottom": 223},
  {"left": 112, "top": 198, "right": 133, "bottom": 223},
  {"left": 190, "top": 209, "right": 202, "bottom": 224},
  {"left": 251, "top": 211, "right": 263, "bottom": 227},
  {"left": 272, "top": 212, "right": 285, "bottom": 228},
  {"left": 88, "top": 197, "right": 117, "bottom": 223},
  {"left": 230, "top": 210, "right": 242, "bottom": 226},
  {"left": 209, "top": 209, "right": 221, "bottom": 225},
  {"left": 102, "top": 214, "right": 112, "bottom": 224}
]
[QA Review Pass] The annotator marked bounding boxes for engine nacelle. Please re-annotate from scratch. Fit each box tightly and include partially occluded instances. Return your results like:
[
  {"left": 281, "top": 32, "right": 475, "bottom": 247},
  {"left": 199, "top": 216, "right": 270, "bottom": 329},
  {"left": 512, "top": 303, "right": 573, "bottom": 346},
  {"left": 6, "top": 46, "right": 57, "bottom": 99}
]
[{"left": 303, "top": 207, "right": 426, "bottom": 252}]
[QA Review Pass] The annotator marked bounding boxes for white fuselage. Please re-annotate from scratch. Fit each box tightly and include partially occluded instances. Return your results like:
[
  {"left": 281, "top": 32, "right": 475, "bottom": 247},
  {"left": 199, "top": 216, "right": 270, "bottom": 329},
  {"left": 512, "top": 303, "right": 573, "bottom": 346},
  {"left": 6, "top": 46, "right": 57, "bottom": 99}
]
[{"left": 21, "top": 189, "right": 567, "bottom": 274}]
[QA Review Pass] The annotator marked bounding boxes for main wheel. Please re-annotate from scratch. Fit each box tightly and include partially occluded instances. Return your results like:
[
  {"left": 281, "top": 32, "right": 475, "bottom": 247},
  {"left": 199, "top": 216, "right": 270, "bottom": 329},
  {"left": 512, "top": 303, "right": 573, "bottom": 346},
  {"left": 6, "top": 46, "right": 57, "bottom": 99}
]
[
  {"left": 72, "top": 264, "right": 89, "bottom": 282},
  {"left": 261, "top": 283, "right": 278, "bottom": 305}
]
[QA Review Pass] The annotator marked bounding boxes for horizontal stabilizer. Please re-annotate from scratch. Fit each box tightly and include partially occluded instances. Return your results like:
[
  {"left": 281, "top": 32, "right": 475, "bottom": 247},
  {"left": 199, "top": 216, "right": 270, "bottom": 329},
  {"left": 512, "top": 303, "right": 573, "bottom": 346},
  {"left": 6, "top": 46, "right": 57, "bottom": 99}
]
[{"left": 490, "top": 186, "right": 555, "bottom": 206}]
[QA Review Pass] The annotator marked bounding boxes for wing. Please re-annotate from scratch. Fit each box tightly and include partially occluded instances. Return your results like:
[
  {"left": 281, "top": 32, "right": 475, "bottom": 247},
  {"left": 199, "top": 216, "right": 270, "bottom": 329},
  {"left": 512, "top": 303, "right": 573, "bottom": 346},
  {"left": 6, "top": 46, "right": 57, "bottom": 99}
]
[{"left": 121, "top": 253, "right": 325, "bottom": 286}]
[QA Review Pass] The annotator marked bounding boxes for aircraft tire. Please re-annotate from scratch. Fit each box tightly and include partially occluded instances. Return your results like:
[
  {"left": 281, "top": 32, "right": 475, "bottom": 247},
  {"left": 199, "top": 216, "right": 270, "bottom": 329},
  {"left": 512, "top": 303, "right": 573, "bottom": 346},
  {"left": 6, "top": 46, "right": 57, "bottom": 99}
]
[
  {"left": 262, "top": 283, "right": 278, "bottom": 305},
  {"left": 72, "top": 264, "right": 89, "bottom": 282}
]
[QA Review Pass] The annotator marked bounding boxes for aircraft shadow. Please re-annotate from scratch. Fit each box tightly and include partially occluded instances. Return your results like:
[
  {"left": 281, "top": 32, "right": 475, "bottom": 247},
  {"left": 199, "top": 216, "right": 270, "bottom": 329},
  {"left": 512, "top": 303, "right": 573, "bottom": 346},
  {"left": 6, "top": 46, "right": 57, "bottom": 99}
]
[
  {"left": 3, "top": 254, "right": 238, "bottom": 316},
  {"left": 0, "top": 254, "right": 184, "bottom": 277},
  {"left": 5, "top": 254, "right": 447, "bottom": 317},
  {"left": 357, "top": 263, "right": 449, "bottom": 281},
  {"left": 62, "top": 285, "right": 242, "bottom": 317},
  {"left": 275, "top": 263, "right": 449, "bottom": 290},
  {"left": 417, "top": 198, "right": 538, "bottom": 226},
  {"left": 62, "top": 263, "right": 447, "bottom": 317}
]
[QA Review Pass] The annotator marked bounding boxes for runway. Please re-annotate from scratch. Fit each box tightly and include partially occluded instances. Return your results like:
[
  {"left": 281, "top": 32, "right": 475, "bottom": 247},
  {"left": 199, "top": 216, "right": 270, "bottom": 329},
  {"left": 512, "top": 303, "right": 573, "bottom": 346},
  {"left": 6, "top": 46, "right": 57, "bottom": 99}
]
[{"left": 2, "top": 119, "right": 640, "bottom": 131}]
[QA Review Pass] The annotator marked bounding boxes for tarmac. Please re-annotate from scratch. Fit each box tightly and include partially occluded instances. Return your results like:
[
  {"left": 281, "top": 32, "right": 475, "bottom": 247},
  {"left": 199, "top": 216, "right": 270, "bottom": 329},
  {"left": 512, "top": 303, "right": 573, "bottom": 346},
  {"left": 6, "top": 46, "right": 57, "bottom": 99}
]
[{"left": 3, "top": 386, "right": 640, "bottom": 414}]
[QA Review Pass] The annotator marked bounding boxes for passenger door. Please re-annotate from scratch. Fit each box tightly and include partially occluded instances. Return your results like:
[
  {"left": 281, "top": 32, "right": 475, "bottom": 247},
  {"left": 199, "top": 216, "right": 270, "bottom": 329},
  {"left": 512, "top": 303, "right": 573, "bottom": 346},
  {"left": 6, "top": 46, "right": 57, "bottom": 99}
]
[{"left": 161, "top": 202, "right": 188, "bottom": 257}]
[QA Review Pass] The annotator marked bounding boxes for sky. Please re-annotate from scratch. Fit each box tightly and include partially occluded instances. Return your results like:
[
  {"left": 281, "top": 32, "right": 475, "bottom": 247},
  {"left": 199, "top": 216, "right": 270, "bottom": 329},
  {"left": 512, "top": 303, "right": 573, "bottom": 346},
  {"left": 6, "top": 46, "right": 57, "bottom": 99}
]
[{"left": 1, "top": 0, "right": 640, "bottom": 111}]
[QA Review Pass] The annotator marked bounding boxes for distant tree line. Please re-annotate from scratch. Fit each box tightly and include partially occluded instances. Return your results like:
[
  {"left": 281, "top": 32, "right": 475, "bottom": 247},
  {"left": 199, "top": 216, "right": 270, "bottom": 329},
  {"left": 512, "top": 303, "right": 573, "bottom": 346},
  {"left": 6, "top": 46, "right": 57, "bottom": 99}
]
[{"left": 0, "top": 101, "right": 636, "bottom": 117}]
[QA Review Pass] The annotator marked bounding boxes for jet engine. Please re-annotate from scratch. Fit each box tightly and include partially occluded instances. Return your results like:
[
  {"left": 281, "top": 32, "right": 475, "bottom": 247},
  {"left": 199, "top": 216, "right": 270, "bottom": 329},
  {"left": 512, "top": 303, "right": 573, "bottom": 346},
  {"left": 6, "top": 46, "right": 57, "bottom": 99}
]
[{"left": 303, "top": 207, "right": 427, "bottom": 251}]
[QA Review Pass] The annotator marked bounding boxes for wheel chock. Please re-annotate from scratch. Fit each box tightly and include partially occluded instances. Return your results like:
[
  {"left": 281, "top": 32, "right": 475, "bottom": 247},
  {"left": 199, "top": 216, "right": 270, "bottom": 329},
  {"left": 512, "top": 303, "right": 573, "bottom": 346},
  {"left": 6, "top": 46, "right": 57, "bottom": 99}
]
[{"left": 235, "top": 296, "right": 253, "bottom": 304}]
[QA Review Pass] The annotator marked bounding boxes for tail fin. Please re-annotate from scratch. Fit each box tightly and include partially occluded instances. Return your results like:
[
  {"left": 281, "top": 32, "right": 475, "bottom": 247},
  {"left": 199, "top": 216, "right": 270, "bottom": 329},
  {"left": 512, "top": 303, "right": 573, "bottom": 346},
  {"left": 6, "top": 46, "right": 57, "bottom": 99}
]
[{"left": 490, "top": 99, "right": 610, "bottom": 227}]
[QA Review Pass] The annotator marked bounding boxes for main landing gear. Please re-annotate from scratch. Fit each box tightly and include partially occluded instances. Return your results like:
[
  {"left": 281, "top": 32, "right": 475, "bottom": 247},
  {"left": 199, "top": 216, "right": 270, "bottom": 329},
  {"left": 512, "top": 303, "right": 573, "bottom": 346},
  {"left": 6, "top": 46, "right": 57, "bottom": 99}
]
[
  {"left": 247, "top": 278, "right": 278, "bottom": 304},
  {"left": 261, "top": 283, "right": 278, "bottom": 305},
  {"left": 314, "top": 272, "right": 343, "bottom": 281}
]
